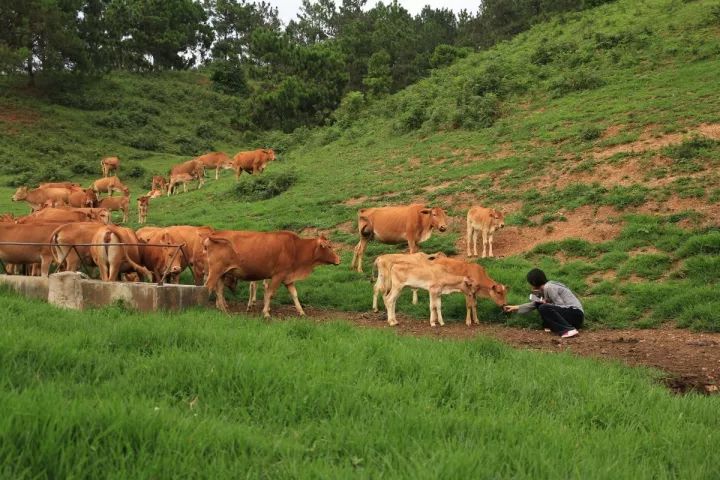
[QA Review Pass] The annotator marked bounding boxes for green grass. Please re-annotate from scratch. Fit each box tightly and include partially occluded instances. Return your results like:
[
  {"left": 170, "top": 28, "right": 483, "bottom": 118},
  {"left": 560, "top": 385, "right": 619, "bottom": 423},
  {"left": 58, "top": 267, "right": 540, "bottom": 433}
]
[{"left": 1, "top": 289, "right": 719, "bottom": 478}]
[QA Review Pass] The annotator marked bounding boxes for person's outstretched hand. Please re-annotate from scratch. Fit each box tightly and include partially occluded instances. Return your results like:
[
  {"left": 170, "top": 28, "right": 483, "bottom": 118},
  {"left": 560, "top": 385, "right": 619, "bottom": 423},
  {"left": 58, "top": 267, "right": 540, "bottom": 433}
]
[{"left": 503, "top": 305, "right": 519, "bottom": 313}]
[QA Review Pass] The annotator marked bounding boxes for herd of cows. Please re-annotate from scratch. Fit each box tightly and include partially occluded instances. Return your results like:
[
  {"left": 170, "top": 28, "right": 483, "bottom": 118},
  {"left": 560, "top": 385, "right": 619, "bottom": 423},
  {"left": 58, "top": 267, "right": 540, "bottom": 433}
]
[{"left": 0, "top": 148, "right": 512, "bottom": 326}]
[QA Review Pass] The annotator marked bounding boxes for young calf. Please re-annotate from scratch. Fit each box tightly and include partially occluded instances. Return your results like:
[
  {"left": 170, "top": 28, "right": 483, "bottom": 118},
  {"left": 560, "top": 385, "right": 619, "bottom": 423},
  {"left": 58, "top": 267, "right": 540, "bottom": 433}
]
[
  {"left": 466, "top": 206, "right": 505, "bottom": 258},
  {"left": 383, "top": 261, "right": 481, "bottom": 327},
  {"left": 137, "top": 196, "right": 149, "bottom": 224},
  {"left": 98, "top": 194, "right": 129, "bottom": 223},
  {"left": 371, "top": 252, "right": 445, "bottom": 312}
]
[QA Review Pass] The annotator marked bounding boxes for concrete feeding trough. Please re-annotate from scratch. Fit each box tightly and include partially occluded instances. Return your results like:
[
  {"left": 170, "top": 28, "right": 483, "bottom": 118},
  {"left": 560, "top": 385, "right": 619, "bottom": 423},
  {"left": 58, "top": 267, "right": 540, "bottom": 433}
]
[{"left": 0, "top": 272, "right": 209, "bottom": 312}]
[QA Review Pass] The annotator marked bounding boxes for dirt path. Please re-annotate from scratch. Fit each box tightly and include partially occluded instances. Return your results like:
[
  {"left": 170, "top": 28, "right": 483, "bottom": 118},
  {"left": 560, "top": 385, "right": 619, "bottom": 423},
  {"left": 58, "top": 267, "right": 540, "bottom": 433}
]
[{"left": 235, "top": 304, "right": 720, "bottom": 395}]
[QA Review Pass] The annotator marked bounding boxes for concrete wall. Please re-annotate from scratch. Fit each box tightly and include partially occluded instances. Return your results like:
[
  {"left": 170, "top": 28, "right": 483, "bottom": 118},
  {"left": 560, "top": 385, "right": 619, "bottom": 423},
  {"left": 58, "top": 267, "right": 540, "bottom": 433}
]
[{"left": 1, "top": 272, "right": 209, "bottom": 312}]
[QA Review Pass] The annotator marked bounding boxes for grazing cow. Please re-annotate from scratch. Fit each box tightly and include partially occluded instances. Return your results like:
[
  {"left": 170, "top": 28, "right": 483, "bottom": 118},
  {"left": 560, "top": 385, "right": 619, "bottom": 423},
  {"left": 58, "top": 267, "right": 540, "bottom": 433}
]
[
  {"left": 17, "top": 207, "right": 109, "bottom": 224},
  {"left": 138, "top": 230, "right": 186, "bottom": 283},
  {"left": 0, "top": 223, "right": 59, "bottom": 276},
  {"left": 170, "top": 160, "right": 205, "bottom": 189},
  {"left": 67, "top": 188, "right": 98, "bottom": 208},
  {"left": 146, "top": 189, "right": 163, "bottom": 199},
  {"left": 98, "top": 194, "right": 129, "bottom": 223},
  {"left": 137, "top": 196, "right": 149, "bottom": 224},
  {"left": 90, "top": 226, "right": 152, "bottom": 282},
  {"left": 91, "top": 176, "right": 129, "bottom": 197},
  {"left": 196, "top": 152, "right": 233, "bottom": 180},
  {"left": 138, "top": 225, "right": 213, "bottom": 285},
  {"left": 466, "top": 206, "right": 505, "bottom": 258},
  {"left": 371, "top": 252, "right": 446, "bottom": 312},
  {"left": 350, "top": 204, "right": 450, "bottom": 272},
  {"left": 231, "top": 149, "right": 275, "bottom": 179},
  {"left": 168, "top": 171, "right": 205, "bottom": 195},
  {"left": 430, "top": 256, "right": 508, "bottom": 325},
  {"left": 203, "top": 231, "right": 340, "bottom": 316},
  {"left": 12, "top": 186, "right": 71, "bottom": 211},
  {"left": 101, "top": 156, "right": 120, "bottom": 177},
  {"left": 383, "top": 262, "right": 481, "bottom": 327},
  {"left": 151, "top": 176, "right": 168, "bottom": 194}
]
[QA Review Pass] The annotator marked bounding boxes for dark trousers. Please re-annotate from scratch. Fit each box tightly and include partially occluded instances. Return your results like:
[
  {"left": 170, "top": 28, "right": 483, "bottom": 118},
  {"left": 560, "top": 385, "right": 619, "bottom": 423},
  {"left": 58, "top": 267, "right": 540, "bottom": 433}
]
[{"left": 537, "top": 304, "right": 584, "bottom": 334}]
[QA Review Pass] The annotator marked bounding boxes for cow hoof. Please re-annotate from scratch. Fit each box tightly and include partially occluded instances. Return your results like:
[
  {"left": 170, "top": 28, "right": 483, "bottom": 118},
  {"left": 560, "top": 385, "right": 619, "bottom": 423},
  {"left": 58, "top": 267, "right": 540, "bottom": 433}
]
[{"left": 430, "top": 324, "right": 437, "bottom": 328}]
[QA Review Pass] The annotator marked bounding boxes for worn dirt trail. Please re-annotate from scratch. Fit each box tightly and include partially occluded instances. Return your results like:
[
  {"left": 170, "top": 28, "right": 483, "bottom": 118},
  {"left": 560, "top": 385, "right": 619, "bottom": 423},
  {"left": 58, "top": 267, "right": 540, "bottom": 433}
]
[{"left": 234, "top": 304, "right": 720, "bottom": 395}]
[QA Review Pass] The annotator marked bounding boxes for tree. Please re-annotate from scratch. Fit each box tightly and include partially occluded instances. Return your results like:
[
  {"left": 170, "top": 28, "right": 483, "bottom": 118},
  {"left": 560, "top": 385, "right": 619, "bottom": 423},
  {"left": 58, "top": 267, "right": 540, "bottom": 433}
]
[
  {"left": 286, "top": 0, "right": 337, "bottom": 45},
  {"left": 363, "top": 49, "right": 391, "bottom": 96}
]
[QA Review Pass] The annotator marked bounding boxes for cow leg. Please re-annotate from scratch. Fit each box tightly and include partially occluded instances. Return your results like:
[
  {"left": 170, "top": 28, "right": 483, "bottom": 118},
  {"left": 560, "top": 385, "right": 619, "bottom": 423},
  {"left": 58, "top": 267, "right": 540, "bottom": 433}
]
[
  {"left": 488, "top": 232, "right": 494, "bottom": 258},
  {"left": 481, "top": 230, "right": 488, "bottom": 258},
  {"left": 383, "top": 287, "right": 401, "bottom": 326},
  {"left": 215, "top": 166, "right": 219, "bottom": 180},
  {"left": 407, "top": 239, "right": 419, "bottom": 254},
  {"left": 412, "top": 289, "right": 419, "bottom": 305},
  {"left": 262, "top": 276, "right": 283, "bottom": 318},
  {"left": 428, "top": 293, "right": 437, "bottom": 327},
  {"left": 467, "top": 224, "right": 474, "bottom": 257},
  {"left": 215, "top": 276, "right": 229, "bottom": 313},
  {"left": 372, "top": 275, "right": 383, "bottom": 312},
  {"left": 472, "top": 299, "right": 479, "bottom": 325},
  {"left": 465, "top": 294, "right": 473, "bottom": 326},
  {"left": 246, "top": 281, "right": 256, "bottom": 310},
  {"left": 435, "top": 294, "right": 445, "bottom": 327},
  {"left": 352, "top": 237, "right": 368, "bottom": 272},
  {"left": 286, "top": 283, "right": 306, "bottom": 316}
]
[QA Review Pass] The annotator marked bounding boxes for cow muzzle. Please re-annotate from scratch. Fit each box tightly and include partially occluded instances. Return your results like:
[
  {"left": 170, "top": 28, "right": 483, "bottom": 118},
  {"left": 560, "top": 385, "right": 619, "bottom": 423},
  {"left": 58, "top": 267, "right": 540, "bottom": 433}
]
[{"left": 438, "top": 226, "right": 447, "bottom": 232}]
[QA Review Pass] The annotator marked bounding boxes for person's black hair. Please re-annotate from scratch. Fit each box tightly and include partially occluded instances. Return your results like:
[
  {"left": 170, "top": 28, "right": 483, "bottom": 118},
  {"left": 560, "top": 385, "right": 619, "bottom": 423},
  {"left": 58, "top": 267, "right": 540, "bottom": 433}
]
[{"left": 526, "top": 268, "right": 547, "bottom": 287}]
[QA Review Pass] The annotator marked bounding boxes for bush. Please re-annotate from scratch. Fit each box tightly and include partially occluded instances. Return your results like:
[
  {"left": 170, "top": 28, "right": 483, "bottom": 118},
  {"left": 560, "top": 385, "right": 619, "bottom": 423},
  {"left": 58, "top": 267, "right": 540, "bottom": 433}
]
[
  {"left": 549, "top": 69, "right": 604, "bottom": 96},
  {"left": 531, "top": 40, "right": 578, "bottom": 65},
  {"left": 126, "top": 165, "right": 147, "bottom": 178},
  {"left": 129, "top": 136, "right": 161, "bottom": 152},
  {"left": 333, "top": 91, "right": 365, "bottom": 128},
  {"left": 455, "top": 93, "right": 501, "bottom": 130},
  {"left": 210, "top": 60, "right": 249, "bottom": 95},
  {"left": 580, "top": 127, "right": 602, "bottom": 141},
  {"left": 664, "top": 136, "right": 718, "bottom": 161},
  {"left": 174, "top": 137, "right": 213, "bottom": 156},
  {"left": 430, "top": 44, "right": 470, "bottom": 69},
  {"left": 232, "top": 171, "right": 298, "bottom": 201},
  {"left": 70, "top": 161, "right": 95, "bottom": 175}
]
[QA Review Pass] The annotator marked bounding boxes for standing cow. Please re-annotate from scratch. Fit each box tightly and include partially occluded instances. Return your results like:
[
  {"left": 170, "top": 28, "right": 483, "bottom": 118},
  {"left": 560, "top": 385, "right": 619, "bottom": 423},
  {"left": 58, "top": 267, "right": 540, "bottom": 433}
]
[
  {"left": 195, "top": 152, "right": 233, "bottom": 180},
  {"left": 466, "top": 206, "right": 505, "bottom": 258},
  {"left": 101, "top": 156, "right": 120, "bottom": 177},
  {"left": 91, "top": 176, "right": 130, "bottom": 197},
  {"left": 203, "top": 230, "right": 340, "bottom": 316},
  {"left": 231, "top": 149, "right": 275, "bottom": 179},
  {"left": 350, "top": 204, "right": 449, "bottom": 273}
]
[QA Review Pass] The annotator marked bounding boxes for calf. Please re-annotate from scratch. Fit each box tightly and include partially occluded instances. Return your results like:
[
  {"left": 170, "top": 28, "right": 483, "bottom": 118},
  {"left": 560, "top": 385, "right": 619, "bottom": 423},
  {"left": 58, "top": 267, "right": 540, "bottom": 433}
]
[
  {"left": 384, "top": 262, "right": 481, "bottom": 327},
  {"left": 67, "top": 188, "right": 98, "bottom": 208},
  {"left": 98, "top": 194, "right": 129, "bottom": 223},
  {"left": 430, "top": 256, "right": 508, "bottom": 325},
  {"left": 0, "top": 223, "right": 58, "bottom": 276},
  {"left": 466, "top": 206, "right": 505, "bottom": 258},
  {"left": 168, "top": 172, "right": 203, "bottom": 195},
  {"left": 137, "top": 196, "right": 149, "bottom": 224},
  {"left": 138, "top": 229, "right": 186, "bottom": 283},
  {"left": 151, "top": 176, "right": 168, "bottom": 194},
  {"left": 371, "top": 252, "right": 446, "bottom": 312},
  {"left": 169, "top": 160, "right": 205, "bottom": 191},
  {"left": 351, "top": 204, "right": 449, "bottom": 272},
  {"left": 203, "top": 231, "right": 340, "bottom": 316}
]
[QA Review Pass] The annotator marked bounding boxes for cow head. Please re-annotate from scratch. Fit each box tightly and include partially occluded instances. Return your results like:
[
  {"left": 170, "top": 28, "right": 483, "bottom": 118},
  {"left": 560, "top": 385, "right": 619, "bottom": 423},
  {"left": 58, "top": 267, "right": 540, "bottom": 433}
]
[
  {"left": 491, "top": 210, "right": 505, "bottom": 229},
  {"left": 487, "top": 283, "right": 508, "bottom": 307},
  {"left": 314, "top": 236, "right": 341, "bottom": 266},
  {"left": 421, "top": 207, "right": 449, "bottom": 233},
  {"left": 84, "top": 188, "right": 98, "bottom": 207},
  {"left": 263, "top": 149, "right": 276, "bottom": 162},
  {"left": 159, "top": 233, "right": 184, "bottom": 276},
  {"left": 120, "top": 184, "right": 130, "bottom": 196},
  {"left": 91, "top": 208, "right": 111, "bottom": 224},
  {"left": 12, "top": 187, "right": 28, "bottom": 201}
]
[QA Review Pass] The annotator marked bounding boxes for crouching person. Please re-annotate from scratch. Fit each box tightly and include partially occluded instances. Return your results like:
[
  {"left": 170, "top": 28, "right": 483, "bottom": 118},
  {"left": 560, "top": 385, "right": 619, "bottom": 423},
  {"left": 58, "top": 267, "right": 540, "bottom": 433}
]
[{"left": 502, "top": 268, "right": 584, "bottom": 338}]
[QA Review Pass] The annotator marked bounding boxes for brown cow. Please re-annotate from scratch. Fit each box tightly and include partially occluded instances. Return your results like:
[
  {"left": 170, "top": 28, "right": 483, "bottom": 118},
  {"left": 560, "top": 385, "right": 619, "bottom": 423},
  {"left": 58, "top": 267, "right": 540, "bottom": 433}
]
[
  {"left": 91, "top": 176, "right": 130, "bottom": 197},
  {"left": 67, "top": 188, "right": 98, "bottom": 208},
  {"left": 90, "top": 226, "right": 152, "bottom": 281},
  {"left": 18, "top": 207, "right": 109, "bottom": 224},
  {"left": 0, "top": 223, "right": 58, "bottom": 276},
  {"left": 203, "top": 231, "right": 340, "bottom": 316},
  {"left": 101, "top": 156, "right": 120, "bottom": 177},
  {"left": 430, "top": 256, "right": 508, "bottom": 325},
  {"left": 383, "top": 261, "right": 481, "bottom": 327},
  {"left": 196, "top": 152, "right": 233, "bottom": 180},
  {"left": 12, "top": 187, "right": 71, "bottom": 211},
  {"left": 231, "top": 149, "right": 275, "bottom": 180},
  {"left": 146, "top": 189, "right": 163, "bottom": 199},
  {"left": 51, "top": 222, "right": 106, "bottom": 273},
  {"left": 138, "top": 229, "right": 186, "bottom": 283},
  {"left": 138, "top": 225, "right": 212, "bottom": 285},
  {"left": 170, "top": 159, "right": 205, "bottom": 184},
  {"left": 137, "top": 196, "right": 149, "bottom": 224},
  {"left": 39, "top": 182, "right": 81, "bottom": 189},
  {"left": 168, "top": 172, "right": 203, "bottom": 195},
  {"left": 350, "top": 204, "right": 450, "bottom": 272},
  {"left": 151, "top": 176, "right": 168, "bottom": 194},
  {"left": 466, "top": 206, "right": 505, "bottom": 258},
  {"left": 0, "top": 213, "right": 15, "bottom": 223},
  {"left": 98, "top": 194, "right": 129, "bottom": 223}
]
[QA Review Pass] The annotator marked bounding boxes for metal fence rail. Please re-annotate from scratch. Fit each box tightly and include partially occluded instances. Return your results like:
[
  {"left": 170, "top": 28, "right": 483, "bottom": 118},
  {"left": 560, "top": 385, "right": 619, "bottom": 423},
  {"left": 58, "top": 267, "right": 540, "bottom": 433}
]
[{"left": 0, "top": 242, "right": 195, "bottom": 286}]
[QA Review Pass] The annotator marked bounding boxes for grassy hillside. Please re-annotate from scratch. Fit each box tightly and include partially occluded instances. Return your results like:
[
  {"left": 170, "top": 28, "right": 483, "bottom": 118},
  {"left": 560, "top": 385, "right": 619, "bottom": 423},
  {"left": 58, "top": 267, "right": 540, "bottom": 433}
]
[
  {"left": 1, "top": 0, "right": 720, "bottom": 331},
  {"left": 1, "top": 289, "right": 719, "bottom": 478}
]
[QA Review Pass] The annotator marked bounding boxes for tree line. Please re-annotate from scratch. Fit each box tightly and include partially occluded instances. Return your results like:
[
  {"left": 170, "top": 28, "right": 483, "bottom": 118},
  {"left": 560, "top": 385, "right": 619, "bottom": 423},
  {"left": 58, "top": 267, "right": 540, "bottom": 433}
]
[{"left": 0, "top": 0, "right": 613, "bottom": 132}]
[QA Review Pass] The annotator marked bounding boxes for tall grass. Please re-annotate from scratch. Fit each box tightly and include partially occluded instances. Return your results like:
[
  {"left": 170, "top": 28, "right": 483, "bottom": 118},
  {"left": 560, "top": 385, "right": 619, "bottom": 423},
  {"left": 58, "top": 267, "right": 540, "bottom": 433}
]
[{"left": 0, "top": 290, "right": 719, "bottom": 478}]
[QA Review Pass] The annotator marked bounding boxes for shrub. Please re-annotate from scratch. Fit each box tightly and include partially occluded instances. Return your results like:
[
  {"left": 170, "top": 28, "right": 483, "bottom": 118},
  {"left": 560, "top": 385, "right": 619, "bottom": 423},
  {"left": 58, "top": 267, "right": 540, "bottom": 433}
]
[
  {"left": 455, "top": 93, "right": 501, "bottom": 129},
  {"left": 532, "top": 239, "right": 595, "bottom": 257},
  {"left": 70, "top": 161, "right": 95, "bottom": 175},
  {"left": 549, "top": 69, "right": 604, "bottom": 96},
  {"left": 174, "top": 137, "right": 213, "bottom": 156},
  {"left": 195, "top": 123, "right": 217, "bottom": 140},
  {"left": 430, "top": 44, "right": 470, "bottom": 69},
  {"left": 129, "top": 136, "right": 161, "bottom": 152},
  {"left": 664, "top": 136, "right": 718, "bottom": 161},
  {"left": 531, "top": 40, "right": 578, "bottom": 65},
  {"left": 580, "top": 127, "right": 602, "bottom": 141},
  {"left": 231, "top": 171, "right": 298, "bottom": 201},
  {"left": 210, "top": 60, "right": 249, "bottom": 95},
  {"left": 333, "top": 91, "right": 365, "bottom": 128},
  {"left": 126, "top": 165, "right": 146, "bottom": 178}
]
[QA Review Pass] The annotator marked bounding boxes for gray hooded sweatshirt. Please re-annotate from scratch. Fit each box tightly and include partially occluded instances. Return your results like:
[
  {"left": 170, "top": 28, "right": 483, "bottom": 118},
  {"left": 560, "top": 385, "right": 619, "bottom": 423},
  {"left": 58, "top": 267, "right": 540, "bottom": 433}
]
[{"left": 517, "top": 281, "right": 584, "bottom": 314}]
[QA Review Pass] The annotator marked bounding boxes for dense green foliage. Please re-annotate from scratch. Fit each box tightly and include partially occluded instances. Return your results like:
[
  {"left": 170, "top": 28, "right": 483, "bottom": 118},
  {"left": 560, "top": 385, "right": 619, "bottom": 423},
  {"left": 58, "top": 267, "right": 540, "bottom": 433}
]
[{"left": 0, "top": 290, "right": 719, "bottom": 478}]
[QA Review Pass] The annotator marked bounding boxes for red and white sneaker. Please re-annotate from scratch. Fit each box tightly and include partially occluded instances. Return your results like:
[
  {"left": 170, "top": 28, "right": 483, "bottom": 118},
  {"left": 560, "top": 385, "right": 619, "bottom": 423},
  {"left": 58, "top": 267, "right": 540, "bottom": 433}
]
[
  {"left": 561, "top": 329, "right": 579, "bottom": 339},
  {"left": 544, "top": 328, "right": 551, "bottom": 333}
]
